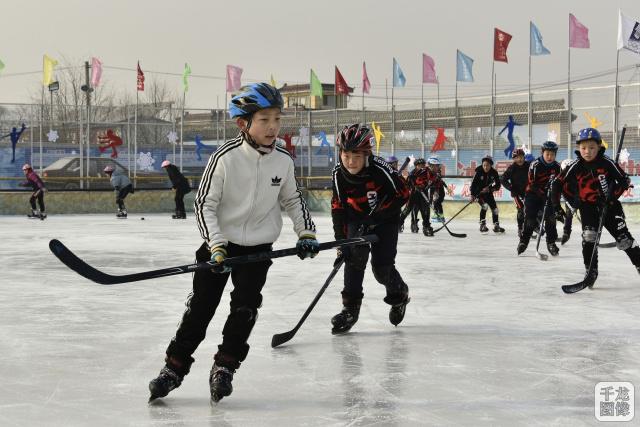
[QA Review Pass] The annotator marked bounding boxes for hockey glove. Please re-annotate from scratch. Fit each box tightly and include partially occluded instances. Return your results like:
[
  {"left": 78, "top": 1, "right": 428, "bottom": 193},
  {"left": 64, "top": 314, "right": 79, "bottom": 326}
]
[
  {"left": 555, "top": 205, "right": 566, "bottom": 224},
  {"left": 210, "top": 244, "right": 232, "bottom": 273},
  {"left": 296, "top": 235, "right": 319, "bottom": 260}
]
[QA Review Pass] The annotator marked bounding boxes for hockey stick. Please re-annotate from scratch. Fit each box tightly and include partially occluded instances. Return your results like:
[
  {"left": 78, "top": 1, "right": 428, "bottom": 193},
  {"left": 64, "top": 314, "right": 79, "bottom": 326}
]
[
  {"left": 534, "top": 176, "right": 556, "bottom": 261},
  {"left": 49, "top": 236, "right": 379, "bottom": 285},
  {"left": 563, "top": 126, "right": 626, "bottom": 294},
  {"left": 432, "top": 200, "right": 474, "bottom": 234},
  {"left": 271, "top": 196, "right": 388, "bottom": 348},
  {"left": 418, "top": 191, "right": 466, "bottom": 238}
]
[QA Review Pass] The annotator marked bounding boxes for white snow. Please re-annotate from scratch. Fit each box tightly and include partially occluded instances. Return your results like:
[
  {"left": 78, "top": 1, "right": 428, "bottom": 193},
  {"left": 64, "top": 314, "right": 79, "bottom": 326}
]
[{"left": 1, "top": 213, "right": 639, "bottom": 426}]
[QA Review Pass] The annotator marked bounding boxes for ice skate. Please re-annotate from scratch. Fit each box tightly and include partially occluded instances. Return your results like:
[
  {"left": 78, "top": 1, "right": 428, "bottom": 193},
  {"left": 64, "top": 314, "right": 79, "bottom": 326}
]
[
  {"left": 547, "top": 241, "right": 559, "bottom": 257},
  {"left": 493, "top": 222, "right": 505, "bottom": 233},
  {"left": 116, "top": 209, "right": 127, "bottom": 219},
  {"left": 423, "top": 225, "right": 434, "bottom": 237},
  {"left": 410, "top": 221, "right": 419, "bottom": 233},
  {"left": 561, "top": 232, "right": 571, "bottom": 245},
  {"left": 331, "top": 304, "right": 360, "bottom": 334},
  {"left": 148, "top": 363, "right": 185, "bottom": 402},
  {"left": 209, "top": 363, "right": 235, "bottom": 403},
  {"left": 39, "top": 211, "right": 47, "bottom": 220},
  {"left": 517, "top": 238, "right": 529, "bottom": 255},
  {"left": 479, "top": 220, "right": 489, "bottom": 233},
  {"left": 27, "top": 209, "right": 40, "bottom": 219},
  {"left": 389, "top": 296, "right": 410, "bottom": 326}
]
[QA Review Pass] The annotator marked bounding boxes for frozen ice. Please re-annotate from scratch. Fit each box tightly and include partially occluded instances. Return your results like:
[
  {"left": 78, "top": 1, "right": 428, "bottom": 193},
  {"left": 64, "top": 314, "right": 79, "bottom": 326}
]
[{"left": 1, "top": 213, "right": 639, "bottom": 426}]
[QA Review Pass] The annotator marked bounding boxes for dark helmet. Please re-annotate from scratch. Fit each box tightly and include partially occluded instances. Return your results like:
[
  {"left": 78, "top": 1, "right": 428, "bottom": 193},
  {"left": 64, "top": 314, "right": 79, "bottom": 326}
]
[
  {"left": 512, "top": 148, "right": 525, "bottom": 158},
  {"left": 481, "top": 155, "right": 494, "bottom": 165},
  {"left": 541, "top": 141, "right": 558, "bottom": 152},
  {"left": 414, "top": 158, "right": 426, "bottom": 166},
  {"left": 337, "top": 124, "right": 373, "bottom": 153},
  {"left": 228, "top": 83, "right": 284, "bottom": 118},
  {"left": 576, "top": 127, "right": 602, "bottom": 144}
]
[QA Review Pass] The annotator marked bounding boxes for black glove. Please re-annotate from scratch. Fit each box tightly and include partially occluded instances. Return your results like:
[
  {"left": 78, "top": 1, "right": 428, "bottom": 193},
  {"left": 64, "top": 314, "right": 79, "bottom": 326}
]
[{"left": 555, "top": 205, "right": 566, "bottom": 224}]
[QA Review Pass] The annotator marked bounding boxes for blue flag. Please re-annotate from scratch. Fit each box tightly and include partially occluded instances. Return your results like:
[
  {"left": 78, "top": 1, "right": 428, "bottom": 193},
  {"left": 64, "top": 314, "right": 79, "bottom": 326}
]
[
  {"left": 393, "top": 58, "right": 406, "bottom": 87},
  {"left": 456, "top": 50, "right": 474, "bottom": 82},
  {"left": 530, "top": 22, "right": 551, "bottom": 56}
]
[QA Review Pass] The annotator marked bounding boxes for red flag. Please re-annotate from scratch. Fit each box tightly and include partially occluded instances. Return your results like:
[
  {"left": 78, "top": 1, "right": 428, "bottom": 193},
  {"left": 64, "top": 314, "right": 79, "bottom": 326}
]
[
  {"left": 362, "top": 61, "right": 371, "bottom": 94},
  {"left": 431, "top": 127, "right": 447, "bottom": 152},
  {"left": 493, "top": 28, "right": 513, "bottom": 63},
  {"left": 335, "top": 66, "right": 349, "bottom": 95},
  {"left": 136, "top": 61, "right": 145, "bottom": 91}
]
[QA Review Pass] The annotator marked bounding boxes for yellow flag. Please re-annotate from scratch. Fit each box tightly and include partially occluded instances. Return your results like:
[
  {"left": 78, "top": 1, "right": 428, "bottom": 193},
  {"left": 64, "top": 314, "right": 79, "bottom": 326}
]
[
  {"left": 270, "top": 74, "right": 277, "bottom": 88},
  {"left": 583, "top": 112, "right": 608, "bottom": 149},
  {"left": 43, "top": 54, "right": 58, "bottom": 86},
  {"left": 371, "top": 121, "right": 385, "bottom": 155}
]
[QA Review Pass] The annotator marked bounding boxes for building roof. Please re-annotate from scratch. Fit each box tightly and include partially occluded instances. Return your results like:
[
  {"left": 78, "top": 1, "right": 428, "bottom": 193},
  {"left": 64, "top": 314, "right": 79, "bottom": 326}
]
[{"left": 278, "top": 83, "right": 354, "bottom": 95}]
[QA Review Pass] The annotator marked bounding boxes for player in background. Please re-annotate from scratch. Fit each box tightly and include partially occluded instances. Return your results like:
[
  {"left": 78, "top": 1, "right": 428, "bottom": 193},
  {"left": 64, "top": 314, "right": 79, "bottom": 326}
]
[
  {"left": 19, "top": 163, "right": 46, "bottom": 220},
  {"left": 161, "top": 160, "right": 191, "bottom": 219},
  {"left": 501, "top": 148, "right": 530, "bottom": 237},
  {"left": 103, "top": 165, "right": 133, "bottom": 218},
  {"left": 470, "top": 155, "right": 504, "bottom": 234}
]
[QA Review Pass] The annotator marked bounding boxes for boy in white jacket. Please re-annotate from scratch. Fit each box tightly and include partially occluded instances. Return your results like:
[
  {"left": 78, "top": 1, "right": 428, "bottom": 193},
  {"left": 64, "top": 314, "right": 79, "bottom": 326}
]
[{"left": 149, "top": 83, "right": 318, "bottom": 403}]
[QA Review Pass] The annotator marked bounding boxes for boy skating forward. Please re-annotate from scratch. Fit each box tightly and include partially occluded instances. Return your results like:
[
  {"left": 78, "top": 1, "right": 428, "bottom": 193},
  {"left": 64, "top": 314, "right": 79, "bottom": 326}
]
[
  {"left": 501, "top": 148, "right": 530, "bottom": 237},
  {"left": 470, "top": 155, "right": 504, "bottom": 233}
]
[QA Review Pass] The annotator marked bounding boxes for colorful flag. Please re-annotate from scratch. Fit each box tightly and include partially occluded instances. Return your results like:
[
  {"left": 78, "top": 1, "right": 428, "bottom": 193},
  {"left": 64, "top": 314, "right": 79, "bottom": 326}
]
[
  {"left": 226, "top": 65, "right": 243, "bottom": 92},
  {"left": 371, "top": 121, "right": 385, "bottom": 155},
  {"left": 569, "top": 14, "right": 590, "bottom": 48},
  {"left": 335, "top": 66, "right": 349, "bottom": 95},
  {"left": 182, "top": 63, "right": 191, "bottom": 92},
  {"left": 310, "top": 69, "right": 323, "bottom": 97},
  {"left": 43, "top": 54, "right": 58, "bottom": 86},
  {"left": 617, "top": 10, "right": 640, "bottom": 54},
  {"left": 270, "top": 74, "right": 277, "bottom": 88},
  {"left": 362, "top": 61, "right": 371, "bottom": 94},
  {"left": 136, "top": 61, "right": 145, "bottom": 91},
  {"left": 456, "top": 50, "right": 474, "bottom": 82},
  {"left": 90, "top": 57, "right": 103, "bottom": 87},
  {"left": 422, "top": 54, "right": 438, "bottom": 84},
  {"left": 530, "top": 22, "right": 551, "bottom": 55},
  {"left": 493, "top": 28, "right": 513, "bottom": 62},
  {"left": 392, "top": 58, "right": 406, "bottom": 87}
]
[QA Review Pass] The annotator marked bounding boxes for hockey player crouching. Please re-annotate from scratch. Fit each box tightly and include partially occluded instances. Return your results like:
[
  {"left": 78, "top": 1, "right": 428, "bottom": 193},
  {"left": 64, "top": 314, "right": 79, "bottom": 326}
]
[
  {"left": 470, "top": 155, "right": 504, "bottom": 233},
  {"left": 552, "top": 127, "right": 640, "bottom": 283},
  {"left": 330, "top": 124, "right": 411, "bottom": 334}
]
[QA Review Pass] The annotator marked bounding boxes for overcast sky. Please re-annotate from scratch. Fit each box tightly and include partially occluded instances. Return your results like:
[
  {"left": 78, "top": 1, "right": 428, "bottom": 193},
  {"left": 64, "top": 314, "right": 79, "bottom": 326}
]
[{"left": 1, "top": 0, "right": 639, "bottom": 109}]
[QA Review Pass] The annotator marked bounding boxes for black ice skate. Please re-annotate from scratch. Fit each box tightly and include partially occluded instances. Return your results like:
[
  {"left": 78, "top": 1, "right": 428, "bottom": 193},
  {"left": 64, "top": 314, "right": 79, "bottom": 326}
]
[
  {"left": 331, "top": 305, "right": 360, "bottom": 334},
  {"left": 116, "top": 209, "right": 127, "bottom": 219},
  {"left": 423, "top": 225, "right": 434, "bottom": 237},
  {"left": 547, "top": 241, "right": 560, "bottom": 256},
  {"left": 148, "top": 364, "right": 185, "bottom": 402},
  {"left": 209, "top": 363, "right": 235, "bottom": 403},
  {"left": 517, "top": 238, "right": 529, "bottom": 255},
  {"left": 479, "top": 220, "right": 489, "bottom": 233},
  {"left": 389, "top": 296, "right": 410, "bottom": 326},
  {"left": 636, "top": 265, "right": 640, "bottom": 275},
  {"left": 171, "top": 212, "right": 186, "bottom": 219},
  {"left": 27, "top": 209, "right": 40, "bottom": 219},
  {"left": 561, "top": 232, "right": 571, "bottom": 245},
  {"left": 410, "top": 221, "right": 419, "bottom": 233},
  {"left": 493, "top": 222, "right": 505, "bottom": 233},
  {"left": 39, "top": 211, "right": 47, "bottom": 220},
  {"left": 398, "top": 222, "right": 404, "bottom": 233}
]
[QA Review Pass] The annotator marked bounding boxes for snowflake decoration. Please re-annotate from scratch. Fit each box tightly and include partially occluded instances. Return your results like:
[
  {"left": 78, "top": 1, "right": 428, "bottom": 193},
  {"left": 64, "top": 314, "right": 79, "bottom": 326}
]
[
  {"left": 451, "top": 149, "right": 457, "bottom": 157},
  {"left": 519, "top": 144, "right": 531, "bottom": 155},
  {"left": 137, "top": 151, "right": 155, "bottom": 171},
  {"left": 408, "top": 154, "right": 415, "bottom": 168},
  {"left": 547, "top": 130, "right": 558, "bottom": 142},
  {"left": 47, "top": 129, "right": 59, "bottom": 142},
  {"left": 167, "top": 131, "right": 178, "bottom": 144},
  {"left": 400, "top": 130, "right": 405, "bottom": 139},
  {"left": 619, "top": 148, "right": 631, "bottom": 165}
]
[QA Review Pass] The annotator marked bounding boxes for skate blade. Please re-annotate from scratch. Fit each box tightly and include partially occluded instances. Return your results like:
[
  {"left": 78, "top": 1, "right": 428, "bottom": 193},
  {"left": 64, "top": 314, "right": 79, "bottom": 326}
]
[
  {"left": 210, "top": 394, "right": 223, "bottom": 404},
  {"left": 331, "top": 326, "right": 354, "bottom": 335},
  {"left": 536, "top": 252, "right": 548, "bottom": 261}
]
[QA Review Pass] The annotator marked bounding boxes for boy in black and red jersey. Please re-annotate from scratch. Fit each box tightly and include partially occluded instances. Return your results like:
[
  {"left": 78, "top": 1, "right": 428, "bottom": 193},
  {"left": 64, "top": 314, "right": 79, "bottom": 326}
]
[
  {"left": 553, "top": 128, "right": 640, "bottom": 282},
  {"left": 403, "top": 158, "right": 435, "bottom": 236},
  {"left": 501, "top": 148, "right": 530, "bottom": 237},
  {"left": 517, "top": 141, "right": 561, "bottom": 256},
  {"left": 470, "top": 155, "right": 504, "bottom": 233},
  {"left": 330, "top": 124, "right": 411, "bottom": 334},
  {"left": 426, "top": 157, "right": 450, "bottom": 223}
]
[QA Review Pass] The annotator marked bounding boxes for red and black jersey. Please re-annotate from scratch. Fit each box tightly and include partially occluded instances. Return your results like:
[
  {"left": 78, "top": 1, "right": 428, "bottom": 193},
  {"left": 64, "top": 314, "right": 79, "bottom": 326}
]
[
  {"left": 554, "top": 148, "right": 630, "bottom": 206},
  {"left": 501, "top": 161, "right": 530, "bottom": 197},
  {"left": 408, "top": 167, "right": 433, "bottom": 191},
  {"left": 526, "top": 157, "right": 560, "bottom": 199},
  {"left": 331, "top": 155, "right": 410, "bottom": 239},
  {"left": 470, "top": 166, "right": 500, "bottom": 197},
  {"left": 428, "top": 170, "right": 446, "bottom": 191}
]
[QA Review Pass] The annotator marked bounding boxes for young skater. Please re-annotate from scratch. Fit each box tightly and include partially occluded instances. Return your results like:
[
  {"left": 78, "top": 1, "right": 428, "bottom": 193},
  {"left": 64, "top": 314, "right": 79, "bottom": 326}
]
[
  {"left": 331, "top": 123, "right": 410, "bottom": 334},
  {"left": 149, "top": 83, "right": 318, "bottom": 403},
  {"left": 517, "top": 141, "right": 561, "bottom": 256},
  {"left": 559, "top": 159, "right": 575, "bottom": 245},
  {"left": 103, "top": 165, "right": 133, "bottom": 218},
  {"left": 400, "top": 158, "right": 434, "bottom": 235},
  {"left": 426, "top": 157, "right": 450, "bottom": 223},
  {"left": 19, "top": 163, "right": 46, "bottom": 220},
  {"left": 553, "top": 128, "right": 640, "bottom": 282},
  {"left": 161, "top": 160, "right": 191, "bottom": 219},
  {"left": 501, "top": 148, "right": 530, "bottom": 237},
  {"left": 470, "top": 155, "right": 504, "bottom": 233}
]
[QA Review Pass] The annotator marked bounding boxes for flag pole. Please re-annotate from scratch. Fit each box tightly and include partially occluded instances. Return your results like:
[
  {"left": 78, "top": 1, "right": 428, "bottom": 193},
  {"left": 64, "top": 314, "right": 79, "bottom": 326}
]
[
  {"left": 490, "top": 58, "right": 495, "bottom": 158},
  {"left": 613, "top": 49, "right": 620, "bottom": 154},
  {"left": 134, "top": 88, "right": 138, "bottom": 182},
  {"left": 180, "top": 90, "right": 185, "bottom": 172},
  {"left": 455, "top": 75, "right": 459, "bottom": 172},
  {"left": 421, "top": 57, "right": 426, "bottom": 158},
  {"left": 391, "top": 60, "right": 395, "bottom": 156},
  {"left": 567, "top": 15, "right": 573, "bottom": 160},
  {"left": 528, "top": 21, "right": 533, "bottom": 152}
]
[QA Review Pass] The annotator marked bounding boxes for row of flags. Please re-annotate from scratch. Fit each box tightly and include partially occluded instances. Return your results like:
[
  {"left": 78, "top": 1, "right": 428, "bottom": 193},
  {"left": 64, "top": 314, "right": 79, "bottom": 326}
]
[{"left": 23, "top": 10, "right": 640, "bottom": 98}]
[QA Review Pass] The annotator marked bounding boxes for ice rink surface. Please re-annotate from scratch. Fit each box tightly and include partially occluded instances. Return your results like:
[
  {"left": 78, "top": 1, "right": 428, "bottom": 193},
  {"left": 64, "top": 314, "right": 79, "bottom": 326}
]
[{"left": 1, "top": 213, "right": 639, "bottom": 426}]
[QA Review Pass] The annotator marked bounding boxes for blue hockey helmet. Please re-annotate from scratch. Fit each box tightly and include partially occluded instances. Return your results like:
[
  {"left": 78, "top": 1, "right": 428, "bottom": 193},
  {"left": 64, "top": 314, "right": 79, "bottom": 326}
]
[
  {"left": 228, "top": 83, "right": 284, "bottom": 118},
  {"left": 427, "top": 157, "right": 441, "bottom": 165},
  {"left": 576, "top": 127, "right": 602, "bottom": 144},
  {"left": 386, "top": 155, "right": 399, "bottom": 163},
  {"left": 541, "top": 141, "right": 558, "bottom": 152}
]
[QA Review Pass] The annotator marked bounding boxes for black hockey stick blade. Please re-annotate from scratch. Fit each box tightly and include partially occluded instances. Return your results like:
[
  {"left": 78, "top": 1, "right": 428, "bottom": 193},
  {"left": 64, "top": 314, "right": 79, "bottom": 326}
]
[
  {"left": 562, "top": 274, "right": 595, "bottom": 294},
  {"left": 443, "top": 223, "right": 466, "bottom": 238},
  {"left": 49, "top": 235, "right": 378, "bottom": 285},
  {"left": 433, "top": 200, "right": 473, "bottom": 234},
  {"left": 599, "top": 242, "right": 617, "bottom": 248}
]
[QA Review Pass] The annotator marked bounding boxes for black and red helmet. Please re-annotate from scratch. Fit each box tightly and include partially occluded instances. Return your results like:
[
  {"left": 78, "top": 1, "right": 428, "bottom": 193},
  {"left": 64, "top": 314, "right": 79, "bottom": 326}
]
[
  {"left": 337, "top": 124, "right": 373, "bottom": 153},
  {"left": 512, "top": 148, "right": 525, "bottom": 158}
]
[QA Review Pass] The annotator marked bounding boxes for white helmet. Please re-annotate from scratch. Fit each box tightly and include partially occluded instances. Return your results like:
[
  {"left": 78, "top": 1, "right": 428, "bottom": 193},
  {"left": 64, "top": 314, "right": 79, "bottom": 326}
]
[
  {"left": 560, "top": 159, "right": 572, "bottom": 171},
  {"left": 427, "top": 157, "right": 441, "bottom": 165}
]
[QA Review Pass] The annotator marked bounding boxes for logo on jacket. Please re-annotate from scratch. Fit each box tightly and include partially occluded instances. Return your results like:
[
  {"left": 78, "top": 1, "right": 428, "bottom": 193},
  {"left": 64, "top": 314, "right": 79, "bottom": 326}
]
[
  {"left": 271, "top": 176, "right": 282, "bottom": 186},
  {"left": 367, "top": 191, "right": 378, "bottom": 209}
]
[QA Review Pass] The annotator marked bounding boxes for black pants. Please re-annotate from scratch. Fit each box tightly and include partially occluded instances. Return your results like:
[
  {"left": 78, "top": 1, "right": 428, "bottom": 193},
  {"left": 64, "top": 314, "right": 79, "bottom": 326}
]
[
  {"left": 563, "top": 202, "right": 574, "bottom": 235},
  {"left": 402, "top": 191, "right": 430, "bottom": 228},
  {"left": 429, "top": 187, "right": 445, "bottom": 216},
  {"left": 29, "top": 190, "right": 45, "bottom": 211},
  {"left": 175, "top": 187, "right": 190, "bottom": 214},
  {"left": 522, "top": 193, "right": 557, "bottom": 243},
  {"left": 166, "top": 241, "right": 272, "bottom": 371},
  {"left": 512, "top": 195, "right": 524, "bottom": 232},
  {"left": 116, "top": 184, "right": 133, "bottom": 210},
  {"left": 477, "top": 193, "right": 498, "bottom": 224},
  {"left": 342, "top": 220, "right": 408, "bottom": 306},
  {"left": 579, "top": 201, "right": 640, "bottom": 269}
]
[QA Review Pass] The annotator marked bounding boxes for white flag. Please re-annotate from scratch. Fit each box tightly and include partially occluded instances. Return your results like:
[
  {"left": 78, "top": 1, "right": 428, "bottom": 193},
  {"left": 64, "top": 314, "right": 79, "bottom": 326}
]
[{"left": 617, "top": 10, "right": 640, "bottom": 54}]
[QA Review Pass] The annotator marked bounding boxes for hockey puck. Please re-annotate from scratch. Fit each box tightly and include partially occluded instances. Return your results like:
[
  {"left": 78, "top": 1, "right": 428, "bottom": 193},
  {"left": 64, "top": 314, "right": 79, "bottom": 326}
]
[{"left": 140, "top": 217, "right": 145, "bottom": 220}]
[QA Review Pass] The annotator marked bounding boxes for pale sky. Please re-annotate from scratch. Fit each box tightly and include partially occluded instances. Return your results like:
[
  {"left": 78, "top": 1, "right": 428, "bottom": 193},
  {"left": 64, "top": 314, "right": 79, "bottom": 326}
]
[{"left": 1, "top": 0, "right": 639, "bottom": 109}]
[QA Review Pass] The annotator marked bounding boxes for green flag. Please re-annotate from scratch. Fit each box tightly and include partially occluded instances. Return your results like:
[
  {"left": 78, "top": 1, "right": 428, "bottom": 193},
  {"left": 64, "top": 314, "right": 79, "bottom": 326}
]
[
  {"left": 310, "top": 69, "right": 322, "bottom": 97},
  {"left": 182, "top": 63, "right": 191, "bottom": 92},
  {"left": 0, "top": 58, "right": 5, "bottom": 73}
]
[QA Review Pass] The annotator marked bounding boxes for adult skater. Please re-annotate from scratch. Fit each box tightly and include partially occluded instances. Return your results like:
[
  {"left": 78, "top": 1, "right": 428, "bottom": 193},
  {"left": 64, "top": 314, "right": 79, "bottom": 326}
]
[
  {"left": 552, "top": 128, "right": 640, "bottom": 282},
  {"left": 330, "top": 123, "right": 410, "bottom": 334},
  {"left": 19, "top": 163, "right": 46, "bottom": 220},
  {"left": 501, "top": 148, "right": 530, "bottom": 237},
  {"left": 149, "top": 83, "right": 318, "bottom": 403},
  {"left": 517, "top": 141, "right": 561, "bottom": 256},
  {"left": 161, "top": 160, "right": 191, "bottom": 219},
  {"left": 470, "top": 155, "right": 504, "bottom": 233},
  {"left": 103, "top": 165, "right": 133, "bottom": 218}
]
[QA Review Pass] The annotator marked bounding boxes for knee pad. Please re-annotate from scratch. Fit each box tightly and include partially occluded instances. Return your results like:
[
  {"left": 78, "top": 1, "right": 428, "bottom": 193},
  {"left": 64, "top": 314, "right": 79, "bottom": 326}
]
[
  {"left": 222, "top": 306, "right": 258, "bottom": 336},
  {"left": 481, "top": 203, "right": 489, "bottom": 211},
  {"left": 582, "top": 227, "right": 598, "bottom": 243},
  {"left": 492, "top": 207, "right": 499, "bottom": 215},
  {"left": 616, "top": 233, "right": 638, "bottom": 251}
]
